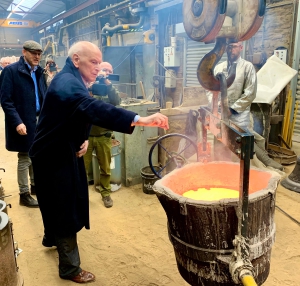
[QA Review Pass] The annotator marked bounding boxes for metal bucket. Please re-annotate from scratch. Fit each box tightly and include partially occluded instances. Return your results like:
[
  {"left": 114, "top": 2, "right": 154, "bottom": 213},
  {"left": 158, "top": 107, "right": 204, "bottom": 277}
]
[
  {"left": 140, "top": 166, "right": 160, "bottom": 194},
  {"left": 92, "top": 139, "right": 122, "bottom": 186},
  {"left": 0, "top": 199, "right": 8, "bottom": 214},
  {"left": 110, "top": 139, "right": 122, "bottom": 185},
  {"left": 0, "top": 212, "right": 23, "bottom": 286},
  {"left": 153, "top": 162, "right": 280, "bottom": 285}
]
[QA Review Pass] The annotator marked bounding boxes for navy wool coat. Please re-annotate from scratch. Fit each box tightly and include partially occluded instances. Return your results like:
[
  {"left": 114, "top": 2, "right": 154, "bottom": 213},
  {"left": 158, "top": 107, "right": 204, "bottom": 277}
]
[
  {"left": 0, "top": 56, "right": 47, "bottom": 152},
  {"left": 29, "top": 58, "right": 137, "bottom": 236}
]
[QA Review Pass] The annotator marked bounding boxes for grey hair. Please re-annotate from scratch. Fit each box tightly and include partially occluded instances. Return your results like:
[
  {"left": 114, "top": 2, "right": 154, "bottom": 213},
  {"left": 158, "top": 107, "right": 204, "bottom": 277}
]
[
  {"left": 68, "top": 41, "right": 98, "bottom": 58},
  {"left": 68, "top": 42, "right": 82, "bottom": 58}
]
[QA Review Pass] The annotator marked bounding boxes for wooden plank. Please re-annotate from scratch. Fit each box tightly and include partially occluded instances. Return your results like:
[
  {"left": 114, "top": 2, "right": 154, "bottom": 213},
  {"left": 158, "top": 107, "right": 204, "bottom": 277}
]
[
  {"left": 288, "top": 101, "right": 299, "bottom": 146},
  {"left": 282, "top": 90, "right": 292, "bottom": 142}
]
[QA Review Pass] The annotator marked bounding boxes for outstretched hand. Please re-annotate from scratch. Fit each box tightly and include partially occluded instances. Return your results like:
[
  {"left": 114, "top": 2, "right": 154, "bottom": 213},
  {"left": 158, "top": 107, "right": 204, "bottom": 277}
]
[{"left": 133, "top": 113, "right": 169, "bottom": 130}]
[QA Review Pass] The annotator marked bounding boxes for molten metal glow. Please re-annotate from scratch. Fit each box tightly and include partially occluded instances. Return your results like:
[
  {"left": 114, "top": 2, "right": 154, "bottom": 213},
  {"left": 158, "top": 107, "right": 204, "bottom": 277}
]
[{"left": 183, "top": 188, "right": 239, "bottom": 201}]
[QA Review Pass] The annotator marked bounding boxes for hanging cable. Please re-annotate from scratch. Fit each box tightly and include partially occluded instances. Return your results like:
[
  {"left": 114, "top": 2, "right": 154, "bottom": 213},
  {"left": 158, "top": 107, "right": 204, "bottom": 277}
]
[
  {"left": 155, "top": 59, "right": 183, "bottom": 80},
  {"left": 276, "top": 205, "right": 300, "bottom": 226},
  {"left": 113, "top": 34, "right": 144, "bottom": 71}
]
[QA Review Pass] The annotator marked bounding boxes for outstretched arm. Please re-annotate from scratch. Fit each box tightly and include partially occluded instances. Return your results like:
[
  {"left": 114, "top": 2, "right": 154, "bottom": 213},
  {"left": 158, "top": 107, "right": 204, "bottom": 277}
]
[{"left": 132, "top": 113, "right": 169, "bottom": 130}]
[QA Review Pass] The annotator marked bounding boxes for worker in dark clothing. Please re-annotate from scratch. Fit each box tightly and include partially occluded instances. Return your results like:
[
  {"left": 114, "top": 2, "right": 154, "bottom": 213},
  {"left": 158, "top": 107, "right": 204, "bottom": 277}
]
[
  {"left": 29, "top": 41, "right": 168, "bottom": 283},
  {"left": 0, "top": 40, "right": 47, "bottom": 207}
]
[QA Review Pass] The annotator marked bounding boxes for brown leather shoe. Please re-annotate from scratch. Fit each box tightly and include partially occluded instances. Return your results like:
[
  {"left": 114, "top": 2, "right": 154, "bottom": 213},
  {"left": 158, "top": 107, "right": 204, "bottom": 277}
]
[{"left": 69, "top": 270, "right": 95, "bottom": 283}]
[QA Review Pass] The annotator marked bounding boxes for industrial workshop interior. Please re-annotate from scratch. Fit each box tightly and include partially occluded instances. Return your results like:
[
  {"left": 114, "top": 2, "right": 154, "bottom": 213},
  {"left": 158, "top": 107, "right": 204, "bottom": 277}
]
[{"left": 1, "top": 0, "right": 300, "bottom": 285}]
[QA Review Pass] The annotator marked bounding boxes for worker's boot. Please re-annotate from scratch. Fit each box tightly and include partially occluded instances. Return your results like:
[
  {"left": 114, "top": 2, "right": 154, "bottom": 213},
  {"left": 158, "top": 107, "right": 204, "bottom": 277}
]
[
  {"left": 102, "top": 195, "right": 113, "bottom": 208},
  {"left": 19, "top": 192, "right": 39, "bottom": 208},
  {"left": 254, "top": 143, "right": 284, "bottom": 171}
]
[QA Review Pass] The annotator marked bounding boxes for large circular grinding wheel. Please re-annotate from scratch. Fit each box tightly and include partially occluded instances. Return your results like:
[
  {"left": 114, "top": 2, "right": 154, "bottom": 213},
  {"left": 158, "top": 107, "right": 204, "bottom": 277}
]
[{"left": 183, "top": 0, "right": 227, "bottom": 42}]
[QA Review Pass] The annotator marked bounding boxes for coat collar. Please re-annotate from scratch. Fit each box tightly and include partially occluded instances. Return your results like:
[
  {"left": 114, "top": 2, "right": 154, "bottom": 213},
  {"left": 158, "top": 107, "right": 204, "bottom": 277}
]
[
  {"left": 61, "top": 57, "right": 87, "bottom": 89},
  {"left": 18, "top": 56, "right": 43, "bottom": 75}
]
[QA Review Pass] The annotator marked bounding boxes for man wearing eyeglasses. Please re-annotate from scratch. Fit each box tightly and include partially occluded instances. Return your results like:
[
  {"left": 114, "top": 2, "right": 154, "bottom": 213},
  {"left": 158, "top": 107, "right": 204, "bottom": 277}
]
[
  {"left": 83, "top": 62, "right": 120, "bottom": 208},
  {"left": 0, "top": 40, "right": 47, "bottom": 207},
  {"left": 207, "top": 42, "right": 256, "bottom": 128},
  {"left": 206, "top": 41, "right": 283, "bottom": 170}
]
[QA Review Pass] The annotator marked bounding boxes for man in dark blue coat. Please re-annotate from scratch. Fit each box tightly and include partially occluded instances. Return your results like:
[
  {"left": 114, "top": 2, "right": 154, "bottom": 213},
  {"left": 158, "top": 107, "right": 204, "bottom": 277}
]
[
  {"left": 0, "top": 40, "right": 47, "bottom": 207},
  {"left": 29, "top": 41, "right": 168, "bottom": 283}
]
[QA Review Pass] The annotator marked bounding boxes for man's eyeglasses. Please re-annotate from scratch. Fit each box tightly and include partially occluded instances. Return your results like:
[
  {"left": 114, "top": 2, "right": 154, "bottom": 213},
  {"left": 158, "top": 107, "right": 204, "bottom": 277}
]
[
  {"left": 26, "top": 50, "right": 42, "bottom": 57},
  {"left": 227, "top": 45, "right": 241, "bottom": 50},
  {"left": 101, "top": 68, "right": 113, "bottom": 74}
]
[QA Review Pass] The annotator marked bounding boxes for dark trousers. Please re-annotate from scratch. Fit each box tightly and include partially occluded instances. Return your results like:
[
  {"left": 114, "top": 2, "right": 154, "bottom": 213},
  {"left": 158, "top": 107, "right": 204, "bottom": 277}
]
[{"left": 46, "top": 230, "right": 82, "bottom": 278}]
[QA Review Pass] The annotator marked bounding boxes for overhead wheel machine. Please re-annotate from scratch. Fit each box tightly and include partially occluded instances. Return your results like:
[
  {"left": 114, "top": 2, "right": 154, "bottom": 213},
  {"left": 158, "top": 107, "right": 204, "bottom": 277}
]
[{"left": 148, "top": 1, "right": 281, "bottom": 285}]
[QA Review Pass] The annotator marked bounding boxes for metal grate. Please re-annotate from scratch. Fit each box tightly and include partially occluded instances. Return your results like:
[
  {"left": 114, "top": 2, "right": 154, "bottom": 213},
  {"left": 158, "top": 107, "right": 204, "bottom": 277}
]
[{"left": 69, "top": 16, "right": 98, "bottom": 46}]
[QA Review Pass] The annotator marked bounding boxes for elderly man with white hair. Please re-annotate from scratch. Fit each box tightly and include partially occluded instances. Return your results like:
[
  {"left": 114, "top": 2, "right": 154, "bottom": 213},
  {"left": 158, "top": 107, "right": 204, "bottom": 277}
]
[
  {"left": 0, "top": 57, "right": 11, "bottom": 70},
  {"left": 29, "top": 41, "right": 168, "bottom": 283}
]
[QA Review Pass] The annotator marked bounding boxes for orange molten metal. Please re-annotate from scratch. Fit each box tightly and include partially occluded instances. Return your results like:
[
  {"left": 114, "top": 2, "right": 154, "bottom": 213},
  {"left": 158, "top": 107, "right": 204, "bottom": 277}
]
[{"left": 162, "top": 162, "right": 273, "bottom": 198}]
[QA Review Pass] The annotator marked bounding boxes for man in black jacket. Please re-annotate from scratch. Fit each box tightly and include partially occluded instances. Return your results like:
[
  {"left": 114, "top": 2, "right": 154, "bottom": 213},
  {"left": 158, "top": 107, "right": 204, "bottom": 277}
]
[
  {"left": 29, "top": 41, "right": 168, "bottom": 283},
  {"left": 0, "top": 40, "right": 47, "bottom": 207}
]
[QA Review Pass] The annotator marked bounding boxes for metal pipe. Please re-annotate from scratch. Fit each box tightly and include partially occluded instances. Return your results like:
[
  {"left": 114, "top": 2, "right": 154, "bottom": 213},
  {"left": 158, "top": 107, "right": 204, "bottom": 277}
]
[
  {"left": 100, "top": 4, "right": 146, "bottom": 46},
  {"left": 147, "top": 0, "right": 174, "bottom": 6},
  {"left": 57, "top": 0, "right": 145, "bottom": 45},
  {"left": 39, "top": 35, "right": 54, "bottom": 49},
  {"left": 117, "top": 19, "right": 124, "bottom": 46},
  {"left": 107, "top": 36, "right": 111, "bottom": 46},
  {"left": 241, "top": 275, "right": 258, "bottom": 286},
  {"left": 101, "top": 15, "right": 145, "bottom": 35}
]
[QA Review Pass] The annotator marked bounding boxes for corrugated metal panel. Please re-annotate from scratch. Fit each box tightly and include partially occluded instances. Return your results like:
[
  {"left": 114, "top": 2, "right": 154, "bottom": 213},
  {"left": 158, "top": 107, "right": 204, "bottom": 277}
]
[
  {"left": 186, "top": 39, "right": 227, "bottom": 87},
  {"left": 293, "top": 62, "right": 300, "bottom": 136}
]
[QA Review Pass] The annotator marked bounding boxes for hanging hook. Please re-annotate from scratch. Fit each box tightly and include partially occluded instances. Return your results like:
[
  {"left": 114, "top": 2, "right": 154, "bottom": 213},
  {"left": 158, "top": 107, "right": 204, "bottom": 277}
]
[{"left": 197, "top": 37, "right": 237, "bottom": 91}]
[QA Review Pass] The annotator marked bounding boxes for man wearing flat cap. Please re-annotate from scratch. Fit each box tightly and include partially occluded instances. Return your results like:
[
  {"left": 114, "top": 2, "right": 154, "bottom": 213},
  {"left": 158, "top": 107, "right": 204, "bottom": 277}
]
[{"left": 0, "top": 40, "right": 47, "bottom": 207}]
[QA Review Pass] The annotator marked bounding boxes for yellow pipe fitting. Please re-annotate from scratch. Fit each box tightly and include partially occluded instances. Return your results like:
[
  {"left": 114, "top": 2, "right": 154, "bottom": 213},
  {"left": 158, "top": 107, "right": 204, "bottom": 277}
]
[
  {"left": 241, "top": 275, "right": 257, "bottom": 286},
  {"left": 122, "top": 24, "right": 129, "bottom": 30},
  {"left": 107, "top": 36, "right": 111, "bottom": 46}
]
